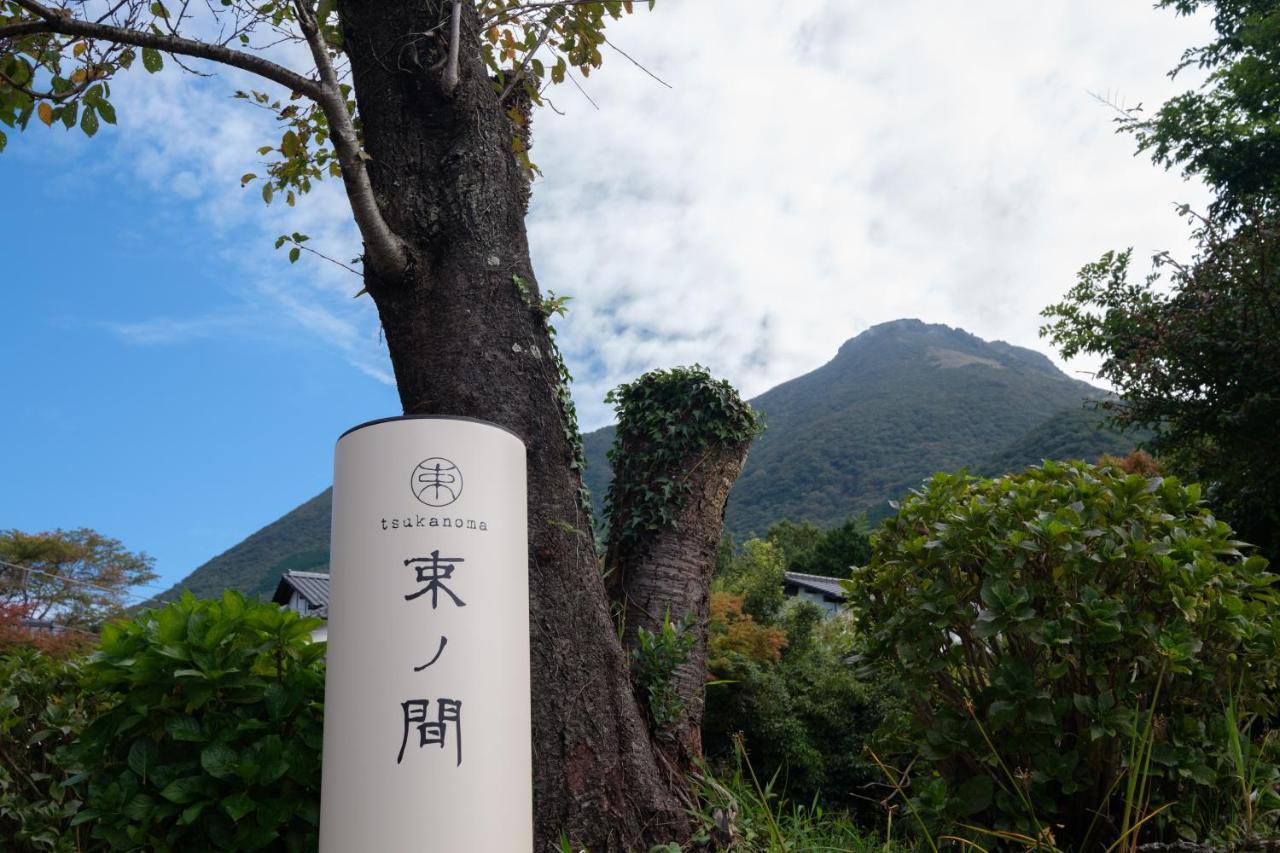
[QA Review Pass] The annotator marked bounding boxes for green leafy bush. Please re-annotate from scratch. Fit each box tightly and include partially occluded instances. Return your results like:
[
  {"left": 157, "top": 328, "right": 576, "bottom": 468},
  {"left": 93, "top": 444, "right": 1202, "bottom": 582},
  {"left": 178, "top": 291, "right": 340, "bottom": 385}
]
[
  {"left": 687, "top": 735, "right": 895, "bottom": 852},
  {"left": 703, "top": 601, "right": 890, "bottom": 818},
  {"left": 0, "top": 650, "right": 97, "bottom": 851},
  {"left": 632, "top": 612, "right": 697, "bottom": 734},
  {"left": 68, "top": 591, "right": 325, "bottom": 851},
  {"left": 766, "top": 518, "right": 873, "bottom": 579},
  {"left": 716, "top": 539, "right": 786, "bottom": 624},
  {"left": 850, "top": 460, "right": 1280, "bottom": 845}
]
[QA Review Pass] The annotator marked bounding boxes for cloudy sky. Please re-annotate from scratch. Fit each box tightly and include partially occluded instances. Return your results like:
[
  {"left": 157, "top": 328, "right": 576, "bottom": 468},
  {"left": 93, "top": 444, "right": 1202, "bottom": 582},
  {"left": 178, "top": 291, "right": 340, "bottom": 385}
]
[{"left": 2, "top": 1, "right": 1212, "bottom": 590}]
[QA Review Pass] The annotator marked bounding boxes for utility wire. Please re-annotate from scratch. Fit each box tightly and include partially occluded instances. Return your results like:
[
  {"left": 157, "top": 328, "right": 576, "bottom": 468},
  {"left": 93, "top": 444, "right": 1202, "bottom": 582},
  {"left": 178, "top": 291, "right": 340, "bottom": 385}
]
[
  {"left": 0, "top": 559, "right": 158, "bottom": 604},
  {"left": 0, "top": 557, "right": 173, "bottom": 595}
]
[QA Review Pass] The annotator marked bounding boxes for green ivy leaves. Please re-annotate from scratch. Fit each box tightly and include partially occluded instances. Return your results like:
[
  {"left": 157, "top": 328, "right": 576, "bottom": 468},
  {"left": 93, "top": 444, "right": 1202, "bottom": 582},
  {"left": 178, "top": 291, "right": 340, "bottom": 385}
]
[{"left": 605, "top": 365, "right": 762, "bottom": 551}]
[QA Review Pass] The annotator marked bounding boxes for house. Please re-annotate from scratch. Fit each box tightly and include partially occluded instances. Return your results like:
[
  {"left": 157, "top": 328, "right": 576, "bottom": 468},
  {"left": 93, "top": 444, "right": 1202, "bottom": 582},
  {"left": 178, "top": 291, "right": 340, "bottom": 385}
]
[
  {"left": 19, "top": 617, "right": 69, "bottom": 634},
  {"left": 782, "top": 571, "right": 846, "bottom": 617},
  {"left": 271, "top": 570, "right": 330, "bottom": 642},
  {"left": 272, "top": 568, "right": 847, "bottom": 636}
]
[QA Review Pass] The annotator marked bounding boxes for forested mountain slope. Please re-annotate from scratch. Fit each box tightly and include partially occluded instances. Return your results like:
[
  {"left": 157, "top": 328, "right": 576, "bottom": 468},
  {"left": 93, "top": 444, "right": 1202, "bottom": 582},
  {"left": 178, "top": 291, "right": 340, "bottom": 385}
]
[
  {"left": 159, "top": 319, "right": 1141, "bottom": 599},
  {"left": 585, "top": 319, "right": 1135, "bottom": 533}
]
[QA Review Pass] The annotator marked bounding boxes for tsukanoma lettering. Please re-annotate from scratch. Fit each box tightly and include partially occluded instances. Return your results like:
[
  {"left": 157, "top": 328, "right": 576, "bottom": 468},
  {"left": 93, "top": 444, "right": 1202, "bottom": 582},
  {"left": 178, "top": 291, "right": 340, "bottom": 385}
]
[{"left": 381, "top": 516, "right": 488, "bottom": 531}]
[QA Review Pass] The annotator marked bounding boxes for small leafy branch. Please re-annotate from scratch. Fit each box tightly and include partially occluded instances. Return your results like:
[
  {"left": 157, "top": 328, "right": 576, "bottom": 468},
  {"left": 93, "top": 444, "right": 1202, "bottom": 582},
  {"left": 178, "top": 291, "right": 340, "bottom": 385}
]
[{"left": 631, "top": 610, "right": 695, "bottom": 735}]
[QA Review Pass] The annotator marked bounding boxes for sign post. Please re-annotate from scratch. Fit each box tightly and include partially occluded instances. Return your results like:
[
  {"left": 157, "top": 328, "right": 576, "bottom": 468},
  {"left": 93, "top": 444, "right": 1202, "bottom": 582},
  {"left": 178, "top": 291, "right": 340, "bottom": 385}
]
[{"left": 319, "top": 416, "right": 532, "bottom": 852}]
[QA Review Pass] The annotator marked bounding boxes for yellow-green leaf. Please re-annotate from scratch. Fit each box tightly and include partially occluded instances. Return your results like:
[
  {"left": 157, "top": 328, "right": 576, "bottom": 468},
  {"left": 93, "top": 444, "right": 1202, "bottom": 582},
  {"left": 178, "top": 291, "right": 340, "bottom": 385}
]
[{"left": 37, "top": 102, "right": 54, "bottom": 126}]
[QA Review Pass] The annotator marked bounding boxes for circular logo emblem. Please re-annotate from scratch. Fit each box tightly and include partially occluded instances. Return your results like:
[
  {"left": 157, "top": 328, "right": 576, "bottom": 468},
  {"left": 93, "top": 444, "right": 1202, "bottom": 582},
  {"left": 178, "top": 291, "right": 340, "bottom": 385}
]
[{"left": 411, "top": 457, "right": 463, "bottom": 507}]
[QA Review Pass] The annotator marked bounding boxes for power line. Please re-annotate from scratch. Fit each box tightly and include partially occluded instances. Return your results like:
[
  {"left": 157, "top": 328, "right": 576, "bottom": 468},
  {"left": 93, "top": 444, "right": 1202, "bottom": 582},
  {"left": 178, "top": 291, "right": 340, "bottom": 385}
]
[
  {"left": 0, "top": 559, "right": 156, "bottom": 604},
  {"left": 0, "top": 558, "right": 173, "bottom": 595}
]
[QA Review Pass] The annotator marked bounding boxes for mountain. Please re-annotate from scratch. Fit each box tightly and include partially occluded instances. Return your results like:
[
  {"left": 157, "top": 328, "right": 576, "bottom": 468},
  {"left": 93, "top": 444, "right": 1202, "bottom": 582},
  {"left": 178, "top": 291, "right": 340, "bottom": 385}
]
[
  {"left": 148, "top": 489, "right": 332, "bottom": 603},
  {"left": 156, "top": 319, "right": 1142, "bottom": 600},
  {"left": 583, "top": 319, "right": 1135, "bottom": 534}
]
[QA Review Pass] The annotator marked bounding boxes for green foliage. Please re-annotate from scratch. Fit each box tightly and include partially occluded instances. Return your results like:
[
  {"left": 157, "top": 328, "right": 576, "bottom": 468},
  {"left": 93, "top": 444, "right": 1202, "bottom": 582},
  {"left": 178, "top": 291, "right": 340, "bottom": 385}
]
[
  {"left": 583, "top": 321, "right": 1141, "bottom": 539},
  {"left": 703, "top": 603, "right": 891, "bottom": 820},
  {"left": 1119, "top": 0, "right": 1280, "bottom": 217},
  {"left": 795, "top": 518, "right": 872, "bottom": 579},
  {"left": 631, "top": 611, "right": 695, "bottom": 734},
  {"left": 69, "top": 591, "right": 325, "bottom": 851},
  {"left": 1049, "top": 0, "right": 1280, "bottom": 565},
  {"left": 849, "top": 460, "right": 1280, "bottom": 844},
  {"left": 0, "top": 651, "right": 97, "bottom": 851},
  {"left": 977, "top": 406, "right": 1149, "bottom": 478},
  {"left": 716, "top": 539, "right": 786, "bottom": 624},
  {"left": 687, "top": 736, "right": 894, "bottom": 852},
  {"left": 1, "top": 0, "right": 656, "bottom": 241},
  {"left": 150, "top": 488, "right": 332, "bottom": 603},
  {"left": 234, "top": 86, "right": 349, "bottom": 210},
  {"left": 159, "top": 325, "right": 1145, "bottom": 602},
  {"left": 0, "top": 10, "right": 123, "bottom": 152},
  {"left": 762, "top": 521, "right": 824, "bottom": 571},
  {"left": 604, "top": 365, "right": 761, "bottom": 551},
  {"left": 480, "top": 0, "right": 653, "bottom": 91},
  {"left": 1042, "top": 214, "right": 1280, "bottom": 560}
]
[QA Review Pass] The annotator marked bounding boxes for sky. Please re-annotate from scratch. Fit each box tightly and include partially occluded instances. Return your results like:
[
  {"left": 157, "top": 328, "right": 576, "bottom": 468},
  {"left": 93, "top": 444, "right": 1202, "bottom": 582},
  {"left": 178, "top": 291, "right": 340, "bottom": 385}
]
[{"left": 1, "top": 1, "right": 1214, "bottom": 593}]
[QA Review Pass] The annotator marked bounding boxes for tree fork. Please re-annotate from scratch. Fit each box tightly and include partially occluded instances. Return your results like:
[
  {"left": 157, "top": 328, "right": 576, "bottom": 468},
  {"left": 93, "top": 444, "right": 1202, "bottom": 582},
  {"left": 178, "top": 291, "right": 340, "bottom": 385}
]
[
  {"left": 337, "top": 1, "right": 685, "bottom": 848},
  {"left": 603, "top": 368, "right": 761, "bottom": 769}
]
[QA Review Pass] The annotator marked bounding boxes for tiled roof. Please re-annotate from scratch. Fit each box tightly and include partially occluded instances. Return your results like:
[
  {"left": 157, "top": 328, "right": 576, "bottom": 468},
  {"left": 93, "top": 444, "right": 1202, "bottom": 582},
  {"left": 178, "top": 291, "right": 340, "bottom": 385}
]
[
  {"left": 275, "top": 570, "right": 845, "bottom": 618},
  {"left": 272, "top": 571, "right": 331, "bottom": 613},
  {"left": 783, "top": 571, "right": 847, "bottom": 601}
]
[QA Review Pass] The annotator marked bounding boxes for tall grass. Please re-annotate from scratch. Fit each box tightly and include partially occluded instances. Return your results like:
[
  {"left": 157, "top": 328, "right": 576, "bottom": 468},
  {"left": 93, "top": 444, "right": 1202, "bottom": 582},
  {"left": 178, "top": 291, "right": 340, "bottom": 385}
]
[{"left": 685, "top": 735, "right": 894, "bottom": 852}]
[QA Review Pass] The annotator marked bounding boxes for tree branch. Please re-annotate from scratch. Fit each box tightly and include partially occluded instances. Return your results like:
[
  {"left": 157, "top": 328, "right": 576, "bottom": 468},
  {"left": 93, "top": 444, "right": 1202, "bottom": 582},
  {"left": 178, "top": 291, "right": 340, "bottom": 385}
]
[
  {"left": 5, "top": 0, "right": 408, "bottom": 276},
  {"left": 3, "top": 0, "right": 323, "bottom": 99},
  {"left": 442, "top": 0, "right": 461, "bottom": 94},
  {"left": 0, "top": 67, "right": 91, "bottom": 101},
  {"left": 294, "top": 0, "right": 408, "bottom": 276},
  {"left": 498, "top": 17, "right": 552, "bottom": 103},
  {"left": 0, "top": 20, "right": 48, "bottom": 39}
]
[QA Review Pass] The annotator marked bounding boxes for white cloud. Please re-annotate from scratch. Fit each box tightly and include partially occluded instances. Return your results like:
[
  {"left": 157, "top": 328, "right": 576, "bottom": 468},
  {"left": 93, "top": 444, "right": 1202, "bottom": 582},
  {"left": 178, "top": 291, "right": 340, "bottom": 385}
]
[
  {"left": 105, "top": 312, "right": 258, "bottom": 345},
  {"left": 60, "top": 1, "right": 1216, "bottom": 428}
]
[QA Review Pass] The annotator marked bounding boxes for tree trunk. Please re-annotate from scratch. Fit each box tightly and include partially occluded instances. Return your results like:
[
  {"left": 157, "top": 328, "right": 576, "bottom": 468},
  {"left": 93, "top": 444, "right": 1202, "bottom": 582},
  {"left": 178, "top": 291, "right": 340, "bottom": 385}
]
[
  {"left": 607, "top": 439, "right": 750, "bottom": 767},
  {"left": 338, "top": 2, "right": 685, "bottom": 848}
]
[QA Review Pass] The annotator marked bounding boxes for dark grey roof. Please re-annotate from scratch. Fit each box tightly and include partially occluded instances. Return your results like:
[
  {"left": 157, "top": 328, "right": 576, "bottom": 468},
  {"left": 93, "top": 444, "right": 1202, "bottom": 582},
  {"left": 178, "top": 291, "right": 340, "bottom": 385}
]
[
  {"left": 276, "top": 569, "right": 846, "bottom": 616},
  {"left": 272, "top": 571, "right": 331, "bottom": 613},
  {"left": 783, "top": 571, "right": 847, "bottom": 602},
  {"left": 19, "top": 618, "right": 67, "bottom": 633}
]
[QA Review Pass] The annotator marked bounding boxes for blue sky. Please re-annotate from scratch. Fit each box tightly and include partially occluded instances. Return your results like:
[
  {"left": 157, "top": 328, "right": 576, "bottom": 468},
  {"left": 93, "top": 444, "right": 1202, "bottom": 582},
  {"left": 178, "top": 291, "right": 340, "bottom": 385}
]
[
  {"left": 4, "top": 138, "right": 398, "bottom": 595},
  {"left": 1, "top": 1, "right": 1213, "bottom": 593}
]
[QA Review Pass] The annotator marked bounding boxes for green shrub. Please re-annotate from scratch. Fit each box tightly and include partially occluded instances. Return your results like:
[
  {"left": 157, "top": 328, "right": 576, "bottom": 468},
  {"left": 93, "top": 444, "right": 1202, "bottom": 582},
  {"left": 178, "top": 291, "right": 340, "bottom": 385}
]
[
  {"left": 632, "top": 611, "right": 696, "bottom": 734},
  {"left": 687, "top": 735, "right": 897, "bottom": 852},
  {"left": 717, "top": 539, "right": 786, "bottom": 624},
  {"left": 0, "top": 650, "right": 98, "bottom": 851},
  {"left": 768, "top": 518, "right": 873, "bottom": 579},
  {"left": 850, "top": 460, "right": 1280, "bottom": 845},
  {"left": 703, "top": 601, "right": 891, "bottom": 819},
  {"left": 68, "top": 591, "right": 325, "bottom": 851}
]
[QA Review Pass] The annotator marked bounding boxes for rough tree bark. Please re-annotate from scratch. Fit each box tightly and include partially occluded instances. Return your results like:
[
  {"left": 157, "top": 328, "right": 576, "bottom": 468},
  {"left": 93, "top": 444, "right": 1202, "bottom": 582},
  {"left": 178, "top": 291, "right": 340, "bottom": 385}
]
[
  {"left": 1, "top": 0, "right": 755, "bottom": 847},
  {"left": 338, "top": 2, "right": 686, "bottom": 849},
  {"left": 606, "top": 437, "right": 751, "bottom": 768}
]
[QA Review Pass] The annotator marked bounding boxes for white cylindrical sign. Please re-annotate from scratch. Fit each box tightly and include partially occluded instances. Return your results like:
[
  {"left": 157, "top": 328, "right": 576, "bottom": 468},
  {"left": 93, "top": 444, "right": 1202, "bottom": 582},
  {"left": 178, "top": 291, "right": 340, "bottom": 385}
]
[{"left": 320, "top": 416, "right": 531, "bottom": 852}]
